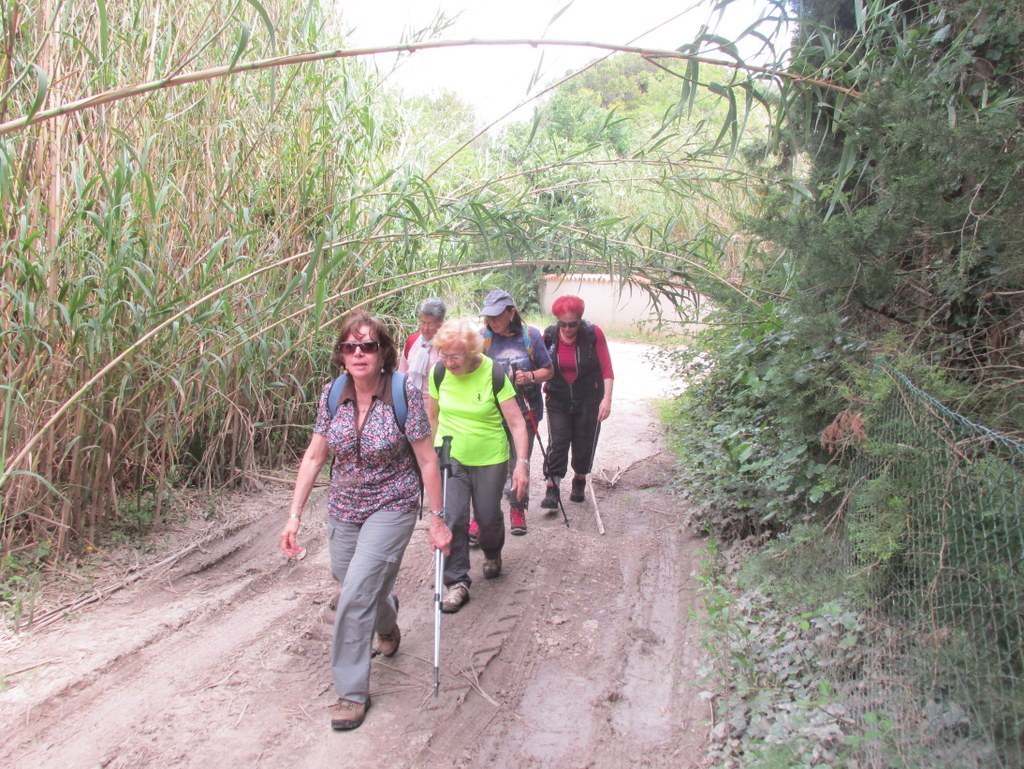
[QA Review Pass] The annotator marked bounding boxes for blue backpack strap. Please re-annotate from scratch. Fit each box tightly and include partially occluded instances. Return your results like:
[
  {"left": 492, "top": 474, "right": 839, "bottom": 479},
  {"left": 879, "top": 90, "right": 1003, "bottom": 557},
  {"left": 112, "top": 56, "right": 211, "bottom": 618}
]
[
  {"left": 330, "top": 372, "right": 408, "bottom": 432},
  {"left": 522, "top": 326, "right": 534, "bottom": 361},
  {"left": 390, "top": 371, "right": 408, "bottom": 433},
  {"left": 328, "top": 374, "right": 348, "bottom": 418}
]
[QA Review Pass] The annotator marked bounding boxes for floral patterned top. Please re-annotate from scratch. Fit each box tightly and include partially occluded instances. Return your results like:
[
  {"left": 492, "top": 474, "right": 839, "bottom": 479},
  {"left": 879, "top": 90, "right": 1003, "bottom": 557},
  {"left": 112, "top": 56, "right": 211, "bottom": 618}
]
[{"left": 313, "top": 373, "right": 430, "bottom": 524}]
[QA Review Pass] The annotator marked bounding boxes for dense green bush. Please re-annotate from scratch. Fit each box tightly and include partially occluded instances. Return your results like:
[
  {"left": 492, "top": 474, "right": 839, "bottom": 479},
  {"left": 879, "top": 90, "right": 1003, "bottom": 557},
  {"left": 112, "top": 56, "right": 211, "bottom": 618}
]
[
  {"left": 665, "top": 301, "right": 848, "bottom": 541},
  {"left": 669, "top": 2, "right": 1024, "bottom": 766}
]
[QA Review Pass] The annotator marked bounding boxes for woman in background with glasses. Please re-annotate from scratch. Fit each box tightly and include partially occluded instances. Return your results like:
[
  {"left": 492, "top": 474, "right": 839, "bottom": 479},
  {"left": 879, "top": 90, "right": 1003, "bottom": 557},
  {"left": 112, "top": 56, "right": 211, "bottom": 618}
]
[
  {"left": 399, "top": 297, "right": 447, "bottom": 402},
  {"left": 539, "top": 295, "right": 615, "bottom": 511},
  {"left": 279, "top": 311, "right": 451, "bottom": 731},
  {"left": 426, "top": 319, "right": 529, "bottom": 613}
]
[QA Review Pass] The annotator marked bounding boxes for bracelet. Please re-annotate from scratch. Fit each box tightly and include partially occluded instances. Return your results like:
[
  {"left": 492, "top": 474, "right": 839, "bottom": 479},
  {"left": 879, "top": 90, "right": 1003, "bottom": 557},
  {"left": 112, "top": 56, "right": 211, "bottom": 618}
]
[
  {"left": 288, "top": 513, "right": 300, "bottom": 521},
  {"left": 516, "top": 458, "right": 529, "bottom": 465},
  {"left": 427, "top": 509, "right": 444, "bottom": 519}
]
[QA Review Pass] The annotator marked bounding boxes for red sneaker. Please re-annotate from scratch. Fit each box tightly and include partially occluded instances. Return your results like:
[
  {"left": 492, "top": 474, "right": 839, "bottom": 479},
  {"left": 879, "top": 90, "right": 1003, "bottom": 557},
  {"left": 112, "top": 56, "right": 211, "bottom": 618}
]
[
  {"left": 509, "top": 507, "right": 527, "bottom": 536},
  {"left": 468, "top": 517, "right": 480, "bottom": 547}
]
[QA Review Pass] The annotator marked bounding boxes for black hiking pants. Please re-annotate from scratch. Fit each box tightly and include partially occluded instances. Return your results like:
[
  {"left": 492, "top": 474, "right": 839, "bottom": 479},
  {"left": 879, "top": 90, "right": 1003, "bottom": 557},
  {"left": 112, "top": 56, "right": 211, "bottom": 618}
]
[{"left": 543, "top": 398, "right": 600, "bottom": 481}]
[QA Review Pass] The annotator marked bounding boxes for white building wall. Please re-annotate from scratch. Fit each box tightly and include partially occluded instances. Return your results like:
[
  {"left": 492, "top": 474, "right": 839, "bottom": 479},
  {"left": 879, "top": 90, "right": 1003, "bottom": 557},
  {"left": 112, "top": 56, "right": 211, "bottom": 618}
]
[{"left": 540, "top": 274, "right": 705, "bottom": 336}]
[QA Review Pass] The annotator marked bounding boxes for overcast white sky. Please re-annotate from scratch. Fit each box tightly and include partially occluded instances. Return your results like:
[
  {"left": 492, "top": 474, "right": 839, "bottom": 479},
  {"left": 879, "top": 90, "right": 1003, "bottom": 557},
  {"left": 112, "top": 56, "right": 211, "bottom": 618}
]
[{"left": 331, "top": 0, "right": 783, "bottom": 125}]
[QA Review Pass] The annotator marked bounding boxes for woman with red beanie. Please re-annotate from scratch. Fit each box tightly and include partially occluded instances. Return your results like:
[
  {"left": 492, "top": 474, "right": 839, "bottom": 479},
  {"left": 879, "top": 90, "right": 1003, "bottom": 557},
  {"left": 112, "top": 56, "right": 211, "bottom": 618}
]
[{"left": 540, "top": 295, "right": 614, "bottom": 510}]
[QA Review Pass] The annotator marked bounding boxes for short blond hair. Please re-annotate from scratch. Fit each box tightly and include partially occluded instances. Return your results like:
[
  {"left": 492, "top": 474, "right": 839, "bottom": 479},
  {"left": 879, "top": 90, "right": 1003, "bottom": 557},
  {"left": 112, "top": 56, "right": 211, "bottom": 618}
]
[{"left": 433, "top": 319, "right": 484, "bottom": 357}]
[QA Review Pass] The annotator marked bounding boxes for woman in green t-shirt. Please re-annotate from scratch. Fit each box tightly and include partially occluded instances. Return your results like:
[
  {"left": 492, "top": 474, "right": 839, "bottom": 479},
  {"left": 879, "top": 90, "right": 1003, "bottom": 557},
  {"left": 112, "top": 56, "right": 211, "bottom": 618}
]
[{"left": 426, "top": 320, "right": 529, "bottom": 613}]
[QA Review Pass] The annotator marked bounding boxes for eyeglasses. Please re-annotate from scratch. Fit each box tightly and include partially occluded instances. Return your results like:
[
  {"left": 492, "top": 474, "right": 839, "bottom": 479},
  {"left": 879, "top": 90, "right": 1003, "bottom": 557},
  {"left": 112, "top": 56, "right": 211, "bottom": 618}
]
[
  {"left": 439, "top": 352, "right": 466, "bottom": 362},
  {"left": 339, "top": 341, "right": 380, "bottom": 355},
  {"left": 418, "top": 319, "right": 442, "bottom": 329},
  {"left": 557, "top": 320, "right": 580, "bottom": 329}
]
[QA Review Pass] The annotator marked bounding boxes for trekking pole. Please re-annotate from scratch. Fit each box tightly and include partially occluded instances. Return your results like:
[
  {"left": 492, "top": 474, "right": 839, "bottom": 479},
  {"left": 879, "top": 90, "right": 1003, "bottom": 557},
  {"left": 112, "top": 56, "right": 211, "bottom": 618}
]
[
  {"left": 433, "top": 434, "right": 453, "bottom": 699},
  {"left": 587, "top": 421, "right": 605, "bottom": 535},
  {"left": 510, "top": 363, "right": 569, "bottom": 528}
]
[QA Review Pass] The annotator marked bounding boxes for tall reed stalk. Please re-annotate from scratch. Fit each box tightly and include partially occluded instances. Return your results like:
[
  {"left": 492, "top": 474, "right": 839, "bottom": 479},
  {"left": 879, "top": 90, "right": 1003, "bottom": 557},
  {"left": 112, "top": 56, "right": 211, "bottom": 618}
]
[{"left": 0, "top": 0, "right": 781, "bottom": 562}]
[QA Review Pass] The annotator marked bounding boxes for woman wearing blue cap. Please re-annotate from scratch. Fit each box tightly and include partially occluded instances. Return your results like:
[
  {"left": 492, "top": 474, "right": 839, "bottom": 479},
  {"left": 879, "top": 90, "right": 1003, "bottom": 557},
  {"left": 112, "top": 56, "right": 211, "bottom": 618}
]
[{"left": 477, "top": 289, "right": 553, "bottom": 537}]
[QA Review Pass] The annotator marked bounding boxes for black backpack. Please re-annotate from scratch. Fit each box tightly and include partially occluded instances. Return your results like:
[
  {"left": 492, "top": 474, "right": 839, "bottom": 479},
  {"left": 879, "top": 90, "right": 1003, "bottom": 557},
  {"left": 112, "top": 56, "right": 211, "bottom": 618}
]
[{"left": 431, "top": 360, "right": 512, "bottom": 438}]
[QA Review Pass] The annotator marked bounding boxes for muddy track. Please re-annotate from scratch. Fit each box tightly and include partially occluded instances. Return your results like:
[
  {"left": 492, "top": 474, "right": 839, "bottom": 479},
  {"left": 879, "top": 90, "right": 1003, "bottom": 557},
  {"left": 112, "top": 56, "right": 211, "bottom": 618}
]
[{"left": 0, "top": 342, "right": 708, "bottom": 769}]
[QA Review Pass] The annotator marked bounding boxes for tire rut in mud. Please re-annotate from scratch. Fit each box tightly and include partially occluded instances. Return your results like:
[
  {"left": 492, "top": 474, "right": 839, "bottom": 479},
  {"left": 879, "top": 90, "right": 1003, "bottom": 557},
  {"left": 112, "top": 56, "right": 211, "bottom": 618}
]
[{"left": 1, "top": 343, "right": 709, "bottom": 768}]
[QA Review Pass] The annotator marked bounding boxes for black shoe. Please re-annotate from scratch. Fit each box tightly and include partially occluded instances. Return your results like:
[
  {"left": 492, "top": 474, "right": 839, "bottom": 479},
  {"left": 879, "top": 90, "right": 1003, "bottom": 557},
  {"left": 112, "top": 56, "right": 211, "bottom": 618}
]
[
  {"left": 570, "top": 476, "right": 586, "bottom": 503},
  {"left": 540, "top": 484, "right": 559, "bottom": 509},
  {"left": 482, "top": 557, "right": 502, "bottom": 579}
]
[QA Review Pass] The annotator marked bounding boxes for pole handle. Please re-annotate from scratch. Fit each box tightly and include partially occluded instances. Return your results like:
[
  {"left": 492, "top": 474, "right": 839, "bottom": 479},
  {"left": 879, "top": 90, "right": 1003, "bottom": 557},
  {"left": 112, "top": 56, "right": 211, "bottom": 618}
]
[{"left": 438, "top": 434, "right": 453, "bottom": 472}]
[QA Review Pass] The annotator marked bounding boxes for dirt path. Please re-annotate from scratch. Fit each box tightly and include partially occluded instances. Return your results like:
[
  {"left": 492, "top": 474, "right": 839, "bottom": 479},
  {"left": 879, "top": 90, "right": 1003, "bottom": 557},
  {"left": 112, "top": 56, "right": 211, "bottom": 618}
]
[{"left": 0, "top": 341, "right": 708, "bottom": 769}]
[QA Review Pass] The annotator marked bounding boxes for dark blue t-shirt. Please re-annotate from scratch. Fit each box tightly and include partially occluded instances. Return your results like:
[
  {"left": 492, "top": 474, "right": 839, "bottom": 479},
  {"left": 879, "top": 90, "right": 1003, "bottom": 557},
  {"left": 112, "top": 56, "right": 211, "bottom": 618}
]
[{"left": 483, "top": 326, "right": 552, "bottom": 420}]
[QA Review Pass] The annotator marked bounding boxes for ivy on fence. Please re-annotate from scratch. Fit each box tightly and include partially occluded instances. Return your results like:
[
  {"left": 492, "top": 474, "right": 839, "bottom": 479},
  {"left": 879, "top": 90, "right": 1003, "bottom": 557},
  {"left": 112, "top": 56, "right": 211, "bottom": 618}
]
[{"left": 842, "top": 363, "right": 1024, "bottom": 768}]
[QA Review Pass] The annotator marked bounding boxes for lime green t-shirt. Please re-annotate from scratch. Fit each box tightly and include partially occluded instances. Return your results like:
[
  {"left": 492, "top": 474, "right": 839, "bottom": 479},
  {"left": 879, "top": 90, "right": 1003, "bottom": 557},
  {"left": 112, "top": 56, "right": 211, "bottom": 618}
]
[{"left": 429, "top": 356, "right": 517, "bottom": 467}]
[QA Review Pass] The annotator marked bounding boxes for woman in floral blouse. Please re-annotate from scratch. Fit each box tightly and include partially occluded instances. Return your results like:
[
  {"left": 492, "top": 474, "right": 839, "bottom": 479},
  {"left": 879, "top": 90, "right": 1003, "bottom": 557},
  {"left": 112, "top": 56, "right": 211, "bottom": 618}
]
[{"left": 279, "top": 311, "right": 451, "bottom": 731}]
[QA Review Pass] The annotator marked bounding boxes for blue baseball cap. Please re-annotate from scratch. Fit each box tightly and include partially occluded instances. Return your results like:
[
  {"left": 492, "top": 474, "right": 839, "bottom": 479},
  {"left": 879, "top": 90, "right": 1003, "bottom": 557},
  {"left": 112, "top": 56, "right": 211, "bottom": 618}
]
[{"left": 480, "top": 289, "right": 516, "bottom": 316}]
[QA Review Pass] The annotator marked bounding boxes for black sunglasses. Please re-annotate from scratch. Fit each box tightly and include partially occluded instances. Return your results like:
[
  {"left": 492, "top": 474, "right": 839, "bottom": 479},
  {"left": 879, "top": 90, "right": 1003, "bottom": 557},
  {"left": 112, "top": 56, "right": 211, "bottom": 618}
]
[
  {"left": 340, "top": 341, "right": 380, "bottom": 355},
  {"left": 557, "top": 320, "right": 580, "bottom": 328}
]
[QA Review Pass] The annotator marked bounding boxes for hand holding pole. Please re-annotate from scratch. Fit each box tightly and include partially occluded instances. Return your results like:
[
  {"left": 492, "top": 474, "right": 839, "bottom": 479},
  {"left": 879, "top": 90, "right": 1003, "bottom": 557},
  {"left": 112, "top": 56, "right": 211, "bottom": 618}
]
[
  {"left": 433, "top": 435, "right": 453, "bottom": 699},
  {"left": 509, "top": 362, "right": 569, "bottom": 527}
]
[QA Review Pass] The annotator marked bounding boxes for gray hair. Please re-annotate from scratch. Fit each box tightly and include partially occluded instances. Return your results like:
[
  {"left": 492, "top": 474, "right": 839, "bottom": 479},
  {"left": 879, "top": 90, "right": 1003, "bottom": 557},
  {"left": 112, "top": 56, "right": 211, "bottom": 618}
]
[{"left": 416, "top": 297, "right": 447, "bottom": 321}]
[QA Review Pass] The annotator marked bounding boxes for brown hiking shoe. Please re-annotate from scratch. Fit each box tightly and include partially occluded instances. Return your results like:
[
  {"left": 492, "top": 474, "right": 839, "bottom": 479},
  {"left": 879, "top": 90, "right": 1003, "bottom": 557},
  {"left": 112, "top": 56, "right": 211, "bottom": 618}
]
[
  {"left": 330, "top": 695, "right": 371, "bottom": 730},
  {"left": 440, "top": 582, "right": 469, "bottom": 613},
  {"left": 482, "top": 557, "right": 502, "bottom": 579},
  {"left": 375, "top": 596, "right": 400, "bottom": 657}
]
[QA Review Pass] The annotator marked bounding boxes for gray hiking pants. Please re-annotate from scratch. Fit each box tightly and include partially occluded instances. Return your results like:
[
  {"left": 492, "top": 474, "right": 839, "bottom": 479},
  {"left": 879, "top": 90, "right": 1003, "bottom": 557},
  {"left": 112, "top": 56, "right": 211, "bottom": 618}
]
[
  {"left": 505, "top": 419, "right": 538, "bottom": 508},
  {"left": 327, "top": 510, "right": 416, "bottom": 702},
  {"left": 444, "top": 458, "right": 507, "bottom": 588}
]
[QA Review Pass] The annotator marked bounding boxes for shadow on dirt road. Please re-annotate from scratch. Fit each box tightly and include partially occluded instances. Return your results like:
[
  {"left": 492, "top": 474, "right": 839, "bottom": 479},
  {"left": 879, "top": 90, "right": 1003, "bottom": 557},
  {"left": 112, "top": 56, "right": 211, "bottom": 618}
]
[{"left": 0, "top": 341, "right": 709, "bottom": 769}]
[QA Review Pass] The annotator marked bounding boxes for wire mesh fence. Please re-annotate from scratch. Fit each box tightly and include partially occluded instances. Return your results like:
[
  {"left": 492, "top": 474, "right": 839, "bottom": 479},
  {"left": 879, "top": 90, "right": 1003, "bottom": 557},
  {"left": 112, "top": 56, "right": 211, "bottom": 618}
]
[{"left": 842, "top": 364, "right": 1024, "bottom": 768}]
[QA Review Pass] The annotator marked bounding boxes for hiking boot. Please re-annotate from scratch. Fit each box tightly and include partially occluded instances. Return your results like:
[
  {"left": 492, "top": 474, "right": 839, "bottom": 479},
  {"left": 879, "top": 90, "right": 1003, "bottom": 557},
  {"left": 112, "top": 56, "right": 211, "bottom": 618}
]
[
  {"left": 540, "top": 483, "right": 560, "bottom": 510},
  {"left": 570, "top": 476, "right": 586, "bottom": 503},
  {"left": 467, "top": 518, "right": 480, "bottom": 547},
  {"left": 509, "top": 507, "right": 527, "bottom": 535},
  {"left": 482, "top": 557, "right": 502, "bottom": 579},
  {"left": 375, "top": 596, "right": 400, "bottom": 657},
  {"left": 331, "top": 695, "right": 371, "bottom": 730},
  {"left": 440, "top": 583, "right": 470, "bottom": 613}
]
